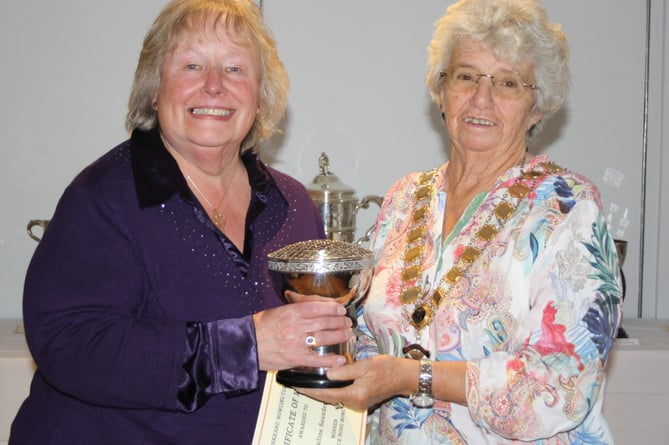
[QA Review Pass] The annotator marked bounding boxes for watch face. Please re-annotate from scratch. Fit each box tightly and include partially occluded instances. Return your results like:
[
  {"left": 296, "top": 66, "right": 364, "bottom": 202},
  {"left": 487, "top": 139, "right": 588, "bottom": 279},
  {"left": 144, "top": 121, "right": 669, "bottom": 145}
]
[{"left": 412, "top": 393, "right": 435, "bottom": 408}]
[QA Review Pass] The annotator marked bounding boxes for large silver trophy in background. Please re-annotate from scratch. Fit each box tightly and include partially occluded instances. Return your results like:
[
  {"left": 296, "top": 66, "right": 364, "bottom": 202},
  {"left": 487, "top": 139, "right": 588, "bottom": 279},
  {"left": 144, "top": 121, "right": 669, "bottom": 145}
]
[
  {"left": 307, "top": 153, "right": 382, "bottom": 245},
  {"left": 267, "top": 239, "right": 374, "bottom": 388},
  {"left": 614, "top": 239, "right": 628, "bottom": 338}
]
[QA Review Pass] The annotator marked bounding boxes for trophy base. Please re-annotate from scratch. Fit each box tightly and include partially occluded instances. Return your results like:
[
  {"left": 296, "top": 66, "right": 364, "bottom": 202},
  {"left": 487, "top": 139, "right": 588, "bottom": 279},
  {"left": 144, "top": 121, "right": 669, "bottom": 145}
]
[{"left": 276, "top": 368, "right": 353, "bottom": 388}]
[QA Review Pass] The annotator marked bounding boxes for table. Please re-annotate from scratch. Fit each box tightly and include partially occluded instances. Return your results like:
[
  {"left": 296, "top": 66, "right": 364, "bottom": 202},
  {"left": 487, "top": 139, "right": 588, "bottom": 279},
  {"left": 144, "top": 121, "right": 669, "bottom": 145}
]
[
  {"left": 1, "top": 318, "right": 668, "bottom": 444},
  {"left": 603, "top": 318, "right": 669, "bottom": 444},
  {"left": 0, "top": 319, "right": 34, "bottom": 445}
]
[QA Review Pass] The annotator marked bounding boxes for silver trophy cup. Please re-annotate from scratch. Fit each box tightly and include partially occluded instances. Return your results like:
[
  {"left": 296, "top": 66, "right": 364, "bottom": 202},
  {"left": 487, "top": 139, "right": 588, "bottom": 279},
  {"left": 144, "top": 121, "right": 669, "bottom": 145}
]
[
  {"left": 306, "top": 153, "right": 382, "bottom": 244},
  {"left": 267, "top": 239, "right": 374, "bottom": 388}
]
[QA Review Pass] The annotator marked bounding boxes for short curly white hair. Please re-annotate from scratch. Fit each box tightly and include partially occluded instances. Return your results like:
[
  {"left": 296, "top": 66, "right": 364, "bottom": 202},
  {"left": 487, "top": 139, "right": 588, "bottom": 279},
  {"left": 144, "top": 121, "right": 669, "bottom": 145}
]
[{"left": 426, "top": 0, "right": 570, "bottom": 136}]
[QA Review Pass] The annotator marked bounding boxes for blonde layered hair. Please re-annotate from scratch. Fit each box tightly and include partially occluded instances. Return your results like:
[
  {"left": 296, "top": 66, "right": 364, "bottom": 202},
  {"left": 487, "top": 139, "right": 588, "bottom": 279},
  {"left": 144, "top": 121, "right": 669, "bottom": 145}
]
[
  {"left": 126, "top": 0, "right": 288, "bottom": 152},
  {"left": 426, "top": 0, "right": 569, "bottom": 136}
]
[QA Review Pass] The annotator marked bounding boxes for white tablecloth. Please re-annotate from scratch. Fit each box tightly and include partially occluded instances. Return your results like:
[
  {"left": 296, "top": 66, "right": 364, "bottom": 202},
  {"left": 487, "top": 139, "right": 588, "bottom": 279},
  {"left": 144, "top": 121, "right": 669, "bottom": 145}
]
[
  {"left": 603, "top": 318, "right": 669, "bottom": 444},
  {"left": 1, "top": 318, "right": 668, "bottom": 444},
  {"left": 0, "top": 319, "right": 34, "bottom": 445}
]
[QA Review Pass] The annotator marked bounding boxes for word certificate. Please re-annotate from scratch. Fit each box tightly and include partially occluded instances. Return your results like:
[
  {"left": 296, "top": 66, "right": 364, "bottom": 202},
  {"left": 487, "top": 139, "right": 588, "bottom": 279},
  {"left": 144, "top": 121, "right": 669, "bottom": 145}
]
[{"left": 253, "top": 371, "right": 366, "bottom": 445}]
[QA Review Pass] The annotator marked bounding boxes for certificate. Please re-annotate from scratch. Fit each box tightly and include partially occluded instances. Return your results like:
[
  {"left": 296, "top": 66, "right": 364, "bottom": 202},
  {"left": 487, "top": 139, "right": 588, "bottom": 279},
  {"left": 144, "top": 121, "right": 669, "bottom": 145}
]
[{"left": 252, "top": 371, "right": 367, "bottom": 445}]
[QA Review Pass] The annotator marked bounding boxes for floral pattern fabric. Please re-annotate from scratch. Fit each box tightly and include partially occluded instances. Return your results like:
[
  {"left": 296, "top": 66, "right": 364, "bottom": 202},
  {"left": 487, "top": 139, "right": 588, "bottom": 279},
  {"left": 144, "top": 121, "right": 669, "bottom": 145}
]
[{"left": 358, "top": 155, "right": 621, "bottom": 444}]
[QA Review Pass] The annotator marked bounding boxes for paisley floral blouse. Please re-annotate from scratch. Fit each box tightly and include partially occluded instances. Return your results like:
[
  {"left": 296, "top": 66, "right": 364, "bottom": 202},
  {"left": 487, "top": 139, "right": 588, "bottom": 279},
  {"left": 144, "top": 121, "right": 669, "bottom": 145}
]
[{"left": 358, "top": 155, "right": 622, "bottom": 444}]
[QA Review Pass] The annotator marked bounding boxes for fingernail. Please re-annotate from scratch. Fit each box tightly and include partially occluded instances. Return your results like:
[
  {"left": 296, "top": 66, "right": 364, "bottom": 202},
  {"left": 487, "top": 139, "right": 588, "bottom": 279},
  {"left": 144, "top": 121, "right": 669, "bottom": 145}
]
[{"left": 337, "top": 305, "right": 347, "bottom": 315}]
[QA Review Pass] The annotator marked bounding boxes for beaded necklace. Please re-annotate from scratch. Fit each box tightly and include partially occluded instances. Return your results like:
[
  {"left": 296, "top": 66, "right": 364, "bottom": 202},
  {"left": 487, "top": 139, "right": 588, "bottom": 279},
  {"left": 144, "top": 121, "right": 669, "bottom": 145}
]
[{"left": 400, "top": 159, "right": 564, "bottom": 358}]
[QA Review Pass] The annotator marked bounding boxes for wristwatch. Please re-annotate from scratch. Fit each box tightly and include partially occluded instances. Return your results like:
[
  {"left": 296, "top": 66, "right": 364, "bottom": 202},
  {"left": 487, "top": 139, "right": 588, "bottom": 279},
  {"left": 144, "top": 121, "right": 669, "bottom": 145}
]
[{"left": 410, "top": 358, "right": 435, "bottom": 408}]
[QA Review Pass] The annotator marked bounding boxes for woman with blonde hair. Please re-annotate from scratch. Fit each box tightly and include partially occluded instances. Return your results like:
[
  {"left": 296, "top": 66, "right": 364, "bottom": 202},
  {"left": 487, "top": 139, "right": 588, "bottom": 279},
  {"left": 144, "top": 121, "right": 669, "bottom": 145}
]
[{"left": 11, "top": 1, "right": 351, "bottom": 443}]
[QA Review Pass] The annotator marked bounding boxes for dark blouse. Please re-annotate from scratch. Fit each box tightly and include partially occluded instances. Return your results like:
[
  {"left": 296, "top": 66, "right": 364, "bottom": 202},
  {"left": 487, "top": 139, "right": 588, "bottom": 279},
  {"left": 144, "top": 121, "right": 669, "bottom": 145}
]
[{"left": 10, "top": 128, "right": 325, "bottom": 444}]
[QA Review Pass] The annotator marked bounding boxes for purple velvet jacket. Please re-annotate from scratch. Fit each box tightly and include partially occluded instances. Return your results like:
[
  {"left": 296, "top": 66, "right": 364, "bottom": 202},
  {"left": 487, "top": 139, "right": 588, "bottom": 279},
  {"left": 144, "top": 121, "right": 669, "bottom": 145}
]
[{"left": 10, "top": 128, "right": 325, "bottom": 444}]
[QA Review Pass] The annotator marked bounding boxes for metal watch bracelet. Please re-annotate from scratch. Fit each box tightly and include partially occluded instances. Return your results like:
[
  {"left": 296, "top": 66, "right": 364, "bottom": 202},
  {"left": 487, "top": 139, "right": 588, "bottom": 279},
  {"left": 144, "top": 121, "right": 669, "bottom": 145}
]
[{"left": 411, "top": 358, "right": 435, "bottom": 408}]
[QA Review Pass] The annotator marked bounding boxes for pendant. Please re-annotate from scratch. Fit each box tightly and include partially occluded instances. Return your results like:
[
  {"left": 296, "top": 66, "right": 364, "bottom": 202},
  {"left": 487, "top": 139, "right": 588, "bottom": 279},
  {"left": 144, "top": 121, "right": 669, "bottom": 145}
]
[
  {"left": 212, "top": 209, "right": 226, "bottom": 231},
  {"left": 410, "top": 304, "right": 432, "bottom": 330}
]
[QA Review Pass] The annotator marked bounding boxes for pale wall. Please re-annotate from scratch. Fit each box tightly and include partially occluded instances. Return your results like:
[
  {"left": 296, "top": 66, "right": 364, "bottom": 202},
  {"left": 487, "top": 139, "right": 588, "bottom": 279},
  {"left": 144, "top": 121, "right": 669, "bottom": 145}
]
[{"left": 0, "top": 1, "right": 663, "bottom": 318}]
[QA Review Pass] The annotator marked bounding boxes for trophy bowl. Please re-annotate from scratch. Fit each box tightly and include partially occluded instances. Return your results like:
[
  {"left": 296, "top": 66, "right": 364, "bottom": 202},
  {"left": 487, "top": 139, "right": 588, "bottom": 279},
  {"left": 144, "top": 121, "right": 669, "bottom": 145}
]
[{"left": 267, "top": 239, "right": 374, "bottom": 388}]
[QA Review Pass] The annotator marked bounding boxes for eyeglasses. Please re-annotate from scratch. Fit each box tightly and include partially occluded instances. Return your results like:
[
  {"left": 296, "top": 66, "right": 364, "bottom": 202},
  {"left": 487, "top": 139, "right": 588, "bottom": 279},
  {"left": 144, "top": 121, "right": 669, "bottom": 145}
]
[{"left": 439, "top": 66, "right": 539, "bottom": 99}]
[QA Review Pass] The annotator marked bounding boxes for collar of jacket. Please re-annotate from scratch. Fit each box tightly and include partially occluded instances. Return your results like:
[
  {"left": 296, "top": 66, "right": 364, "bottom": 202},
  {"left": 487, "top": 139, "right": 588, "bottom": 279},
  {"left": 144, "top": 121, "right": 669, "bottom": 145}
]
[{"left": 129, "top": 127, "right": 275, "bottom": 209}]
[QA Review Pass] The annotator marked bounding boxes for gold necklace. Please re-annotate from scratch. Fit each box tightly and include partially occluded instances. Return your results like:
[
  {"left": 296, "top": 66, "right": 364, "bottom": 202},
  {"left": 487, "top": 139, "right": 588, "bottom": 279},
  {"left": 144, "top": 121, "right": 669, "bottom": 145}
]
[
  {"left": 186, "top": 165, "right": 240, "bottom": 232},
  {"left": 400, "top": 159, "right": 564, "bottom": 355}
]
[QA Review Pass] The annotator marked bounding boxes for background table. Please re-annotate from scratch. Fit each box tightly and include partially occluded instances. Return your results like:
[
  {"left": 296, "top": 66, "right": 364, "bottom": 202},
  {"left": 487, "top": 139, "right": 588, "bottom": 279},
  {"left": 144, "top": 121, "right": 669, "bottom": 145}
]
[
  {"left": 603, "top": 318, "right": 669, "bottom": 444},
  {"left": 0, "top": 319, "right": 34, "bottom": 445},
  {"left": 1, "top": 318, "right": 668, "bottom": 444}
]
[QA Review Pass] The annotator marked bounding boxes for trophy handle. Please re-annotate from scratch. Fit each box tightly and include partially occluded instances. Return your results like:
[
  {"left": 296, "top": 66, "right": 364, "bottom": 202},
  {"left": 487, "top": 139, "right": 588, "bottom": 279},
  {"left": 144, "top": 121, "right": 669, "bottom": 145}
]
[
  {"left": 27, "top": 219, "right": 50, "bottom": 242},
  {"left": 355, "top": 195, "right": 383, "bottom": 245}
]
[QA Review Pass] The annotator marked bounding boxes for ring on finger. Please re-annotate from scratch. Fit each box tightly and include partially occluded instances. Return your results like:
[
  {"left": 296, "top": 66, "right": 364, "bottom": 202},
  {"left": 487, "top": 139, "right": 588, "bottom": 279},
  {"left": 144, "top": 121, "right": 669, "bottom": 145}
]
[{"left": 305, "top": 334, "right": 317, "bottom": 347}]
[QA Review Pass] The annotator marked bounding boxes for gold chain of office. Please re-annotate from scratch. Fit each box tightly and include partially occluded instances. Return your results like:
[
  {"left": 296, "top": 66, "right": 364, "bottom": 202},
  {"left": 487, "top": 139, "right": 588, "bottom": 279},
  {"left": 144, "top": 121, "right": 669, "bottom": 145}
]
[{"left": 399, "top": 160, "right": 564, "bottom": 342}]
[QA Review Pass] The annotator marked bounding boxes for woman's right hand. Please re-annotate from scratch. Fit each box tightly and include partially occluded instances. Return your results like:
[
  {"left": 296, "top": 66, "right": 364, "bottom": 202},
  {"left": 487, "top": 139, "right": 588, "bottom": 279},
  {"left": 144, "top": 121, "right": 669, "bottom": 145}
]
[{"left": 253, "top": 292, "right": 353, "bottom": 371}]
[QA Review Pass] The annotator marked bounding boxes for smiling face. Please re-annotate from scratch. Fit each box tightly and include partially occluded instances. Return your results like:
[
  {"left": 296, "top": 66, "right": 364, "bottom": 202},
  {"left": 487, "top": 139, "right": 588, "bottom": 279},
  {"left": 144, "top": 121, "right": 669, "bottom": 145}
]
[
  {"left": 155, "top": 20, "right": 260, "bottom": 161},
  {"left": 440, "top": 41, "right": 543, "bottom": 158}
]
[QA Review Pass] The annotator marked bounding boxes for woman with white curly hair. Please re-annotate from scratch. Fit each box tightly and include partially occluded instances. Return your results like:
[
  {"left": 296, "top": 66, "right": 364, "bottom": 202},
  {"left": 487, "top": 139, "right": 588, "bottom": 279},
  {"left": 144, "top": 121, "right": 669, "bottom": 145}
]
[{"left": 300, "top": 1, "right": 621, "bottom": 443}]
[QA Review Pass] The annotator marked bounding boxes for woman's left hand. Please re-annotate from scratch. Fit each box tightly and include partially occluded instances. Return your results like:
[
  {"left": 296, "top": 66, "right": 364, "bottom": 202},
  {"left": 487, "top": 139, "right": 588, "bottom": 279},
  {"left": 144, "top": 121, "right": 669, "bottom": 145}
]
[{"left": 296, "top": 355, "right": 417, "bottom": 411}]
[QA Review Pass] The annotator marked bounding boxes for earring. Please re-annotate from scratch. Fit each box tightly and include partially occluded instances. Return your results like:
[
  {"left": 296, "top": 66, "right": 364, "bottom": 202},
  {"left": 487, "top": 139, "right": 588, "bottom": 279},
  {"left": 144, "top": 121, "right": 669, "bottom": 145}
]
[{"left": 441, "top": 112, "right": 445, "bottom": 121}]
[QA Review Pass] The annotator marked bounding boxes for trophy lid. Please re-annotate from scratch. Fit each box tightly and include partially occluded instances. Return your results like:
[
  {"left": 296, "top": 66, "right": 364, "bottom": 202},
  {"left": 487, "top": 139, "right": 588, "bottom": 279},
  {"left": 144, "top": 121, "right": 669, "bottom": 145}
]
[
  {"left": 306, "top": 152, "right": 356, "bottom": 202},
  {"left": 267, "top": 239, "right": 374, "bottom": 273}
]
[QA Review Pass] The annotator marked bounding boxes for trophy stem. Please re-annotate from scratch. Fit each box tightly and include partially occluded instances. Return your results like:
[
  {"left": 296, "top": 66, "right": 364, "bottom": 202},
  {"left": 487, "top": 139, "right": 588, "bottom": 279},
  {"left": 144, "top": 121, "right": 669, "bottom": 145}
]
[{"left": 276, "top": 341, "right": 355, "bottom": 388}]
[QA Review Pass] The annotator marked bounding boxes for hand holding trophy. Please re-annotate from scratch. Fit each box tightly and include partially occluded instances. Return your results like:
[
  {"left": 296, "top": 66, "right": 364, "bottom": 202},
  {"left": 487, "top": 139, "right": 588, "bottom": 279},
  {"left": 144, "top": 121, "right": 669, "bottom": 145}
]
[{"left": 267, "top": 239, "right": 374, "bottom": 388}]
